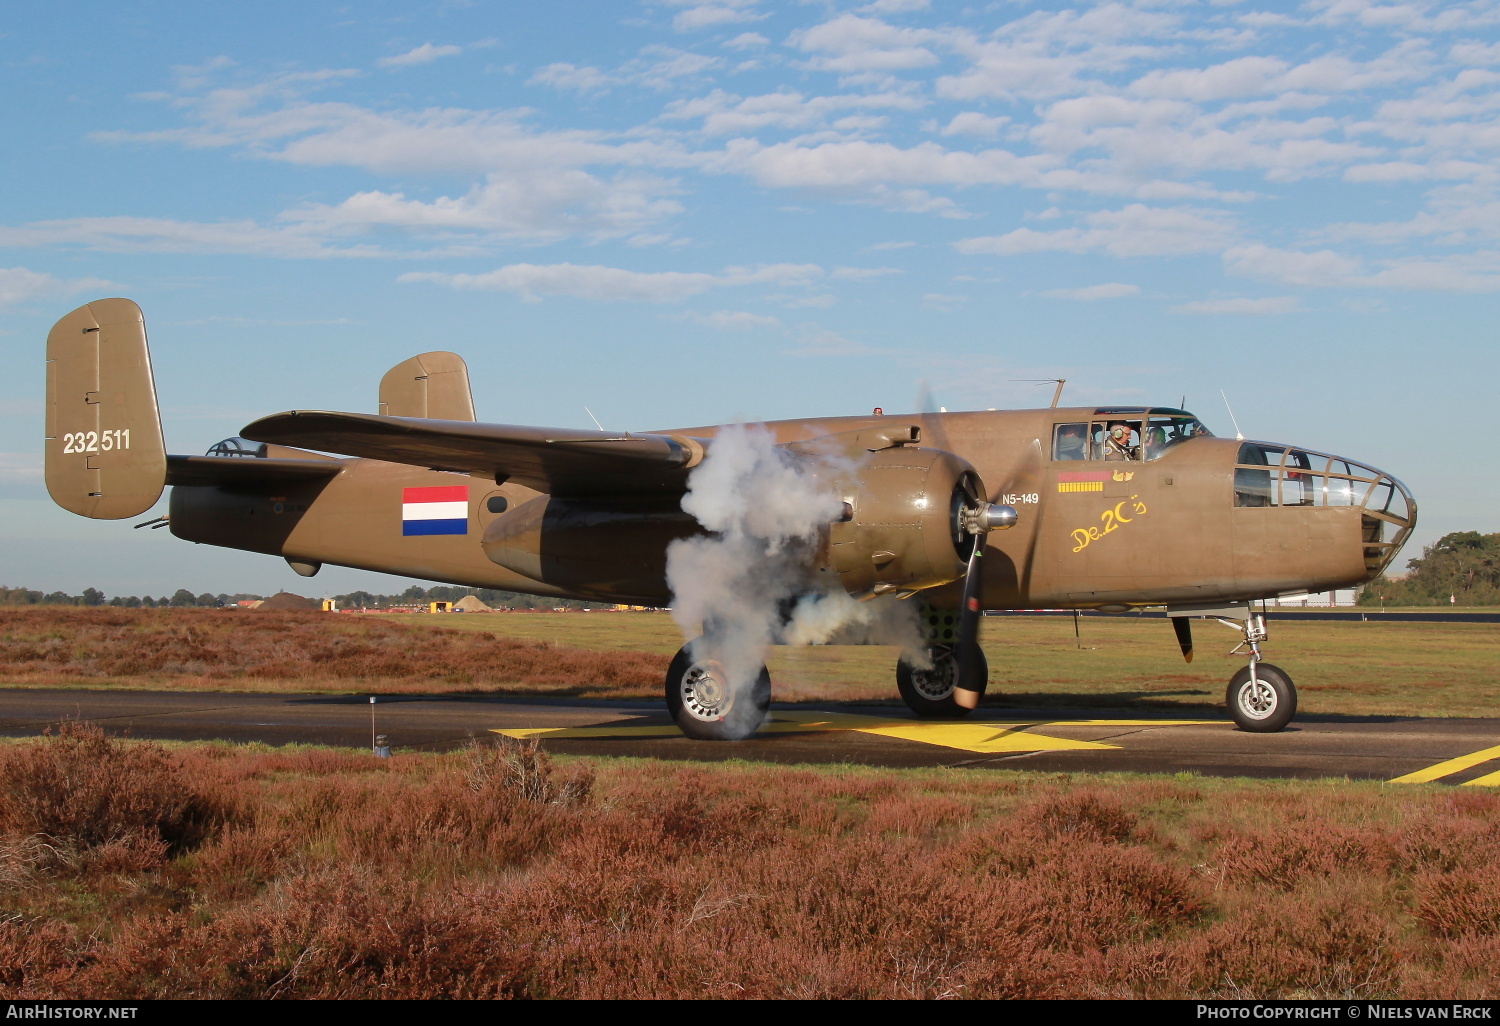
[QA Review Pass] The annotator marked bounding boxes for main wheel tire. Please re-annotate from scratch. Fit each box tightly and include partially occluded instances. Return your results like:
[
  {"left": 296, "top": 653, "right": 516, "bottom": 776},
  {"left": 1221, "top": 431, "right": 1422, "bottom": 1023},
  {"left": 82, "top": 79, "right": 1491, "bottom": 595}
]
[
  {"left": 664, "top": 643, "right": 771, "bottom": 741},
  {"left": 896, "top": 645, "right": 988, "bottom": 719},
  {"left": 1226, "top": 662, "right": 1297, "bottom": 733}
]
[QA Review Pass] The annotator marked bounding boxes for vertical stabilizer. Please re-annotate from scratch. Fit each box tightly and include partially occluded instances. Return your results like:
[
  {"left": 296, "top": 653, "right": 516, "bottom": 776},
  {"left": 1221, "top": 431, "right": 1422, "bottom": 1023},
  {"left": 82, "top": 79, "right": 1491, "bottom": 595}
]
[
  {"left": 378, "top": 352, "right": 475, "bottom": 421},
  {"left": 45, "top": 299, "right": 167, "bottom": 519}
]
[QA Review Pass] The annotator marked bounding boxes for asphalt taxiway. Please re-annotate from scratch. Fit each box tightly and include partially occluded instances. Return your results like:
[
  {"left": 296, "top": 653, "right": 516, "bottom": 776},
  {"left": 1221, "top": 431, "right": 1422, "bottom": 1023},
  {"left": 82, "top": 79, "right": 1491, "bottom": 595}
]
[{"left": 2, "top": 688, "right": 1499, "bottom": 786}]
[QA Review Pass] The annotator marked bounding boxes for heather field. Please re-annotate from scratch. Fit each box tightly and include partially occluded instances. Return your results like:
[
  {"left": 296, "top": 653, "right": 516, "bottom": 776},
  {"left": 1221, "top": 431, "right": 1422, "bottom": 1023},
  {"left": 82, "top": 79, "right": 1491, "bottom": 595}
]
[
  {"left": 0, "top": 724, "right": 1497, "bottom": 999},
  {"left": 2, "top": 607, "right": 1496, "bottom": 718},
  {"left": 0, "top": 608, "right": 662, "bottom": 698}
]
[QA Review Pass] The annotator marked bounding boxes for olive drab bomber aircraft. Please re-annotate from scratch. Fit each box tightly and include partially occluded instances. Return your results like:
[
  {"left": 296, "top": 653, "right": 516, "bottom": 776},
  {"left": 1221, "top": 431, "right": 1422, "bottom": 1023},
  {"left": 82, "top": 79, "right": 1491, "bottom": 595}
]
[{"left": 45, "top": 299, "right": 1418, "bottom": 740}]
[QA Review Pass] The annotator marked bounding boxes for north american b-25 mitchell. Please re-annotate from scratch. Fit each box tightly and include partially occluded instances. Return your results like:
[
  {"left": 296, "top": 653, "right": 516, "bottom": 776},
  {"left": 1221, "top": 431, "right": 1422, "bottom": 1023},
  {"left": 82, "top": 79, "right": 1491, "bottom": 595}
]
[{"left": 44, "top": 299, "right": 1417, "bottom": 740}]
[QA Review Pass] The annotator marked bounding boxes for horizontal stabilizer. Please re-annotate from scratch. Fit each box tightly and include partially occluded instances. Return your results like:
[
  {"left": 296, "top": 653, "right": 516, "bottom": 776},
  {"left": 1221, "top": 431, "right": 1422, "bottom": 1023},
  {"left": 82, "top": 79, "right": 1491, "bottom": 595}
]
[
  {"left": 240, "top": 411, "right": 704, "bottom": 496},
  {"left": 165, "top": 455, "right": 343, "bottom": 489}
]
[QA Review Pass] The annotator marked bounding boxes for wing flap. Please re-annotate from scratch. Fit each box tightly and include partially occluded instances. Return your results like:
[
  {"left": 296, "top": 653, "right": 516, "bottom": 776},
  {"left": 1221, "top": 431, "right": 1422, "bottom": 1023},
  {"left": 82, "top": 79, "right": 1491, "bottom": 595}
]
[{"left": 240, "top": 411, "right": 702, "bottom": 496}]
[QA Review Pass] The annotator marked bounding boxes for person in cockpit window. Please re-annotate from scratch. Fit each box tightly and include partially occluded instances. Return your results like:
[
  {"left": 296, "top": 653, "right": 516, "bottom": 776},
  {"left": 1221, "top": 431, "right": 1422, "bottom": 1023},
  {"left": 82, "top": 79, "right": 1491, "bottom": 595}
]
[
  {"left": 1103, "top": 421, "right": 1136, "bottom": 460},
  {"left": 1054, "top": 423, "right": 1087, "bottom": 461}
]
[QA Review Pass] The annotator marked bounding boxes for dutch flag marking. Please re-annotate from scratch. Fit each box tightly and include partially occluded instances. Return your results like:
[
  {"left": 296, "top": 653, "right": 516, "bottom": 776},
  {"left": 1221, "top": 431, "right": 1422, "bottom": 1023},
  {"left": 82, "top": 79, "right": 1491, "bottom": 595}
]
[{"left": 402, "top": 485, "right": 469, "bottom": 536}]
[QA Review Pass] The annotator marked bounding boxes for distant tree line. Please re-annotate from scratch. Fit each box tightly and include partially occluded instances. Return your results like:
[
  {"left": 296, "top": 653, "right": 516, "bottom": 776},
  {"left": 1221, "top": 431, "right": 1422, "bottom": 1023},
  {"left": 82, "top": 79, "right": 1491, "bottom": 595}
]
[
  {"left": 1362, "top": 531, "right": 1500, "bottom": 606},
  {"left": 0, "top": 586, "right": 262, "bottom": 608},
  {"left": 0, "top": 583, "right": 609, "bottom": 611},
  {"left": 331, "top": 585, "right": 608, "bottom": 610}
]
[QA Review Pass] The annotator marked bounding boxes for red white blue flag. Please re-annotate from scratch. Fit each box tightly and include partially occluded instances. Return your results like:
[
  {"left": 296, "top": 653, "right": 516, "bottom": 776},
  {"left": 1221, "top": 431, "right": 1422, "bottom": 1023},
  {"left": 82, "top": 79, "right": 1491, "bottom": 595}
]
[{"left": 402, "top": 485, "right": 468, "bottom": 536}]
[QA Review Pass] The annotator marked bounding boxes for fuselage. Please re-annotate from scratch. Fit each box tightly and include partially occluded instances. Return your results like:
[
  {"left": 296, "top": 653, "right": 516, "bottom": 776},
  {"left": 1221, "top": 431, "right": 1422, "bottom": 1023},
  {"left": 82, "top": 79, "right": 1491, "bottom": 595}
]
[{"left": 168, "top": 405, "right": 1416, "bottom": 609}]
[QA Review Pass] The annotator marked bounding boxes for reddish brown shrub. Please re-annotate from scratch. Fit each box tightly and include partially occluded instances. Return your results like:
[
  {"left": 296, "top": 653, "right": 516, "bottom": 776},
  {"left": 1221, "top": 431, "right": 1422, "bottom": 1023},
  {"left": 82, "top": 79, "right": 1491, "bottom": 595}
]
[
  {"left": 0, "top": 722, "right": 230, "bottom": 859},
  {"left": 1213, "top": 825, "right": 1394, "bottom": 890},
  {"left": 1184, "top": 883, "right": 1400, "bottom": 997},
  {"left": 1025, "top": 789, "right": 1138, "bottom": 844},
  {"left": 1414, "top": 864, "right": 1500, "bottom": 937},
  {"left": 0, "top": 918, "right": 83, "bottom": 997}
]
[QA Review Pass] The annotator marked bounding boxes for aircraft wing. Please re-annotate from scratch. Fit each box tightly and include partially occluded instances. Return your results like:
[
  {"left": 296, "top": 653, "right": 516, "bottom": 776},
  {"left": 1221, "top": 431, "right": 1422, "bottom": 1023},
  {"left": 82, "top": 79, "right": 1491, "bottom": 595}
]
[
  {"left": 165, "top": 455, "right": 343, "bottom": 489},
  {"left": 240, "top": 411, "right": 703, "bottom": 496}
]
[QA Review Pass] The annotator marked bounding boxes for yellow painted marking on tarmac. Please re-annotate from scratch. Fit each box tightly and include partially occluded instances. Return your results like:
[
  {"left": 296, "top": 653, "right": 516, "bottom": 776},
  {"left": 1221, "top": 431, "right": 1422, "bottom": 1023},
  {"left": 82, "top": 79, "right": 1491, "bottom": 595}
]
[
  {"left": 495, "top": 713, "right": 1215, "bottom": 755},
  {"left": 1389, "top": 743, "right": 1500, "bottom": 784},
  {"left": 493, "top": 724, "right": 682, "bottom": 740},
  {"left": 1461, "top": 766, "right": 1500, "bottom": 787}
]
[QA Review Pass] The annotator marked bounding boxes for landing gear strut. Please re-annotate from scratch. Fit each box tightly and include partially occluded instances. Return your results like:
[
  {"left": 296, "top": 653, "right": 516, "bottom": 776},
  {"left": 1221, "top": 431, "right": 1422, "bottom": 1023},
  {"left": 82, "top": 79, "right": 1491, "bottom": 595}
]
[{"left": 1215, "top": 609, "right": 1297, "bottom": 733}]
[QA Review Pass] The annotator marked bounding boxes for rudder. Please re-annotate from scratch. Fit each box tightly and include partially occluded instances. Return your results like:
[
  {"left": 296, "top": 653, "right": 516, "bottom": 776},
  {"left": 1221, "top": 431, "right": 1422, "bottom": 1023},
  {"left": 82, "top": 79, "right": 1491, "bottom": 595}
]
[
  {"left": 378, "top": 352, "right": 475, "bottom": 421},
  {"left": 45, "top": 298, "right": 167, "bottom": 519}
]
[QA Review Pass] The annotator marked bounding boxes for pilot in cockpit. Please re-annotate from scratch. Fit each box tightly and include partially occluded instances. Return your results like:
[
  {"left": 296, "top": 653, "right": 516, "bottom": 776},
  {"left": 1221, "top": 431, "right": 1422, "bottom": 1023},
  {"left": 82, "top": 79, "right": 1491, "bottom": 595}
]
[{"left": 1103, "top": 421, "right": 1136, "bottom": 460}]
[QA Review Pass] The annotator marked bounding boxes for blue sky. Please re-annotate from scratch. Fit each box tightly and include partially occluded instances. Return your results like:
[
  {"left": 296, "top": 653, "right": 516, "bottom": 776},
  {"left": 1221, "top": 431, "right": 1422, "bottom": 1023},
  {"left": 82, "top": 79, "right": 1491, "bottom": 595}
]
[{"left": 1, "top": 0, "right": 1496, "bottom": 596}]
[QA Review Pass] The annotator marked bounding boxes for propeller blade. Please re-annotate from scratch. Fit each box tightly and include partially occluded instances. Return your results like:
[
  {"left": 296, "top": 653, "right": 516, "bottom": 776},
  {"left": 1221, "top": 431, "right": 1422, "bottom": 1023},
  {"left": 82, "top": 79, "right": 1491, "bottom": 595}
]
[
  {"left": 952, "top": 536, "right": 986, "bottom": 710},
  {"left": 915, "top": 378, "right": 953, "bottom": 454},
  {"left": 1171, "top": 616, "right": 1194, "bottom": 663}
]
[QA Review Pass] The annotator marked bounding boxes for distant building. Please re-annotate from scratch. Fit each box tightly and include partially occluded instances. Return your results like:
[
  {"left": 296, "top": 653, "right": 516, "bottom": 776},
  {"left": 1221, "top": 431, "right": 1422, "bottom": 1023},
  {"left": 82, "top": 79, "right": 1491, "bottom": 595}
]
[{"left": 1268, "top": 590, "right": 1358, "bottom": 608}]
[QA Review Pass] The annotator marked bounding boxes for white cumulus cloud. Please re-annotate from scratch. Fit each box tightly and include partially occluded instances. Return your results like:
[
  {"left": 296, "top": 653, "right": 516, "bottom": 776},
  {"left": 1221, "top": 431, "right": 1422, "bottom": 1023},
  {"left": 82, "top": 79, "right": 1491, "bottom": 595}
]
[
  {"left": 0, "top": 267, "right": 119, "bottom": 309},
  {"left": 1041, "top": 282, "right": 1140, "bottom": 300},
  {"left": 957, "top": 205, "right": 1237, "bottom": 258},
  {"left": 378, "top": 44, "right": 463, "bottom": 69},
  {"left": 1170, "top": 296, "right": 1301, "bottom": 314},
  {"left": 399, "top": 262, "right": 822, "bottom": 302}
]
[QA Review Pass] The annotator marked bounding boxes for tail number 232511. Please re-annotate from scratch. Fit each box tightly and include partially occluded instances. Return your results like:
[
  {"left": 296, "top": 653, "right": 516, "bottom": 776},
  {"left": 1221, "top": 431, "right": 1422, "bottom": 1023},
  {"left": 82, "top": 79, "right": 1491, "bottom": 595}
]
[{"left": 61, "top": 429, "right": 130, "bottom": 454}]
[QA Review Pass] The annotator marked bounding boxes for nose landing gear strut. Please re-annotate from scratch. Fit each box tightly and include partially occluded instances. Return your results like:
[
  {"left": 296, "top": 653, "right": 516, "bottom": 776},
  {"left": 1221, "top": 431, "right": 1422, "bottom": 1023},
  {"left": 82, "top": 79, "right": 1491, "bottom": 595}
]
[
  {"left": 1215, "top": 607, "right": 1297, "bottom": 733},
  {"left": 1169, "top": 603, "right": 1298, "bottom": 733}
]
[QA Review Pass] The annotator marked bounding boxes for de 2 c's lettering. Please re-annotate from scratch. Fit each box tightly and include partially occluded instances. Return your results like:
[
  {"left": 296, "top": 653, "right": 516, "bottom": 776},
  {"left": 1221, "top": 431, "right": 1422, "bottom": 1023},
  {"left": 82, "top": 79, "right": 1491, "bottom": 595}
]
[{"left": 1071, "top": 495, "right": 1148, "bottom": 553}]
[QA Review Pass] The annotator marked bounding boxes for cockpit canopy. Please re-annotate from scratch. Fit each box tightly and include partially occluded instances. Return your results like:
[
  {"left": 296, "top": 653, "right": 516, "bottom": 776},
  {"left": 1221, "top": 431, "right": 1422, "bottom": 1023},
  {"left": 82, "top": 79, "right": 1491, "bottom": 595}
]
[
  {"left": 1052, "top": 408, "right": 1211, "bottom": 463},
  {"left": 206, "top": 437, "right": 267, "bottom": 458}
]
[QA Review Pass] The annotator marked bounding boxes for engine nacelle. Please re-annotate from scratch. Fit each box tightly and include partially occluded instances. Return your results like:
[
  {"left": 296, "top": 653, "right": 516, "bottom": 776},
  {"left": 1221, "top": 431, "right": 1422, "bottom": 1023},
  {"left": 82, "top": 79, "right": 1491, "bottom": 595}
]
[
  {"left": 481, "top": 495, "right": 698, "bottom": 603},
  {"left": 827, "top": 446, "right": 981, "bottom": 599}
]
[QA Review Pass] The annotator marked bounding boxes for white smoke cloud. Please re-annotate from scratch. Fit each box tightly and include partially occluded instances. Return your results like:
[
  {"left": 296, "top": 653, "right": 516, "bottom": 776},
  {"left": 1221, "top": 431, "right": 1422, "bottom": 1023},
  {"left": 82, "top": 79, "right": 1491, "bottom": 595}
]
[{"left": 665, "top": 423, "right": 931, "bottom": 726}]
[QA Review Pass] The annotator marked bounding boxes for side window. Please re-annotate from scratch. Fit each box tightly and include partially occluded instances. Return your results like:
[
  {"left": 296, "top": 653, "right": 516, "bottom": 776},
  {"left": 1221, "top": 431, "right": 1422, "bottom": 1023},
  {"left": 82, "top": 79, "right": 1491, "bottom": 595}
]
[
  {"left": 1234, "top": 443, "right": 1279, "bottom": 507},
  {"left": 1051, "top": 423, "right": 1088, "bottom": 461},
  {"left": 1280, "top": 450, "right": 1315, "bottom": 506}
]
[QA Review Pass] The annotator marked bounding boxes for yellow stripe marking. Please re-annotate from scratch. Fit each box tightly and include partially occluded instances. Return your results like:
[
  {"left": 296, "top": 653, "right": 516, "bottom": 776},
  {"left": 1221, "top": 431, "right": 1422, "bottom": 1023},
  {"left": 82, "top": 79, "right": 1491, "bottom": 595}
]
[
  {"left": 1389, "top": 743, "right": 1500, "bottom": 784},
  {"left": 495, "top": 714, "right": 1215, "bottom": 755},
  {"left": 1057, "top": 481, "right": 1104, "bottom": 492},
  {"left": 1461, "top": 767, "right": 1500, "bottom": 787}
]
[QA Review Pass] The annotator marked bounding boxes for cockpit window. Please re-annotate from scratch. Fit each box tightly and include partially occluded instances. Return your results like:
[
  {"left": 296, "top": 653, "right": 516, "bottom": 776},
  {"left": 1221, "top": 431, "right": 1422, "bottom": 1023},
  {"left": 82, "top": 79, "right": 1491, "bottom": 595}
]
[
  {"left": 1143, "top": 412, "right": 1210, "bottom": 460},
  {"left": 1052, "top": 408, "right": 1210, "bottom": 463},
  {"left": 207, "top": 437, "right": 266, "bottom": 458}
]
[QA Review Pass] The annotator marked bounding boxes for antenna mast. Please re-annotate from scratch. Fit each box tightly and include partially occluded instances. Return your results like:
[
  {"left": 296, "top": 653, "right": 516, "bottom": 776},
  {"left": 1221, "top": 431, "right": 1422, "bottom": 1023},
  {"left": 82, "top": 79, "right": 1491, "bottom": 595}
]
[
  {"left": 1220, "top": 389, "right": 1245, "bottom": 441},
  {"left": 1012, "top": 378, "right": 1067, "bottom": 408}
]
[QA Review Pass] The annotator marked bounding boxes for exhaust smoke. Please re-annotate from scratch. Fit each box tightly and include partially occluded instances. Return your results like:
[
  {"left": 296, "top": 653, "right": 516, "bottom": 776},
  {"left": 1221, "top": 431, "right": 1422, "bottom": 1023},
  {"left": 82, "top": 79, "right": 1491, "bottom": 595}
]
[{"left": 665, "top": 423, "right": 930, "bottom": 716}]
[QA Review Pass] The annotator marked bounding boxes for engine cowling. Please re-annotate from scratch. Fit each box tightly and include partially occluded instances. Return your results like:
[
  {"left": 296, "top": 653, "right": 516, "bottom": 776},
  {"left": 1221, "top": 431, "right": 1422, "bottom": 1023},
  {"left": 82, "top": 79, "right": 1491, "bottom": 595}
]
[{"left": 826, "top": 446, "right": 982, "bottom": 599}]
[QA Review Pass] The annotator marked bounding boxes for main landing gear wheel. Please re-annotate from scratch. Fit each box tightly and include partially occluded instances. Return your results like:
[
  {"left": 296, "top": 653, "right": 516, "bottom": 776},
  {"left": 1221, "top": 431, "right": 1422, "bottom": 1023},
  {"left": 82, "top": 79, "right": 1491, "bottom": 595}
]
[
  {"left": 1227, "top": 663, "right": 1297, "bottom": 733},
  {"left": 897, "top": 645, "right": 988, "bottom": 719},
  {"left": 665, "top": 643, "right": 770, "bottom": 741}
]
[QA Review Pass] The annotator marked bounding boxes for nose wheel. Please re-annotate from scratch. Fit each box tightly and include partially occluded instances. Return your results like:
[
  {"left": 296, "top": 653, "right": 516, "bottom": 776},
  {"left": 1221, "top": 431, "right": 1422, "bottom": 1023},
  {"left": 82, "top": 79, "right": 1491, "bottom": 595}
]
[{"left": 1227, "top": 662, "right": 1296, "bottom": 732}]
